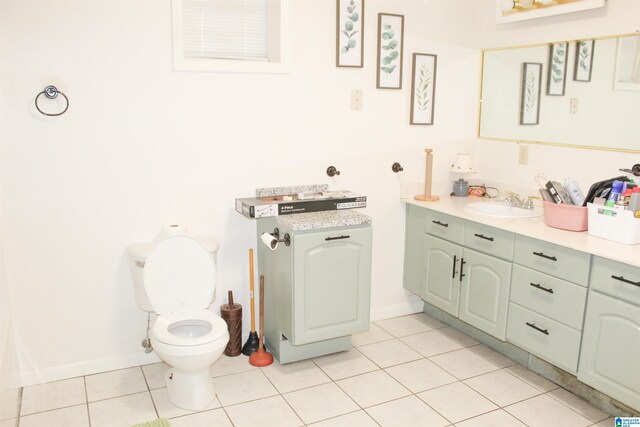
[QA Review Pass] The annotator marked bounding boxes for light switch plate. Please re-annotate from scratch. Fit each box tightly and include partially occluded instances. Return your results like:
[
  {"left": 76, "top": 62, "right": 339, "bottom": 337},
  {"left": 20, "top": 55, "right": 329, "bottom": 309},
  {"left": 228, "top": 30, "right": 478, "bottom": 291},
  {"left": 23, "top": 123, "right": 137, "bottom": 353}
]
[
  {"left": 351, "top": 90, "right": 363, "bottom": 111},
  {"left": 519, "top": 144, "right": 529, "bottom": 165}
]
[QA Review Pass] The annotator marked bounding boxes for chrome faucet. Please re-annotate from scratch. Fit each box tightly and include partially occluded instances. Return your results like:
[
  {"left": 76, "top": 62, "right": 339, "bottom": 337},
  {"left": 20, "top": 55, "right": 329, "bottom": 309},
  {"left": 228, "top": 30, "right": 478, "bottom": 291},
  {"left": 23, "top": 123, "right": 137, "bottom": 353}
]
[{"left": 504, "top": 193, "right": 535, "bottom": 209}]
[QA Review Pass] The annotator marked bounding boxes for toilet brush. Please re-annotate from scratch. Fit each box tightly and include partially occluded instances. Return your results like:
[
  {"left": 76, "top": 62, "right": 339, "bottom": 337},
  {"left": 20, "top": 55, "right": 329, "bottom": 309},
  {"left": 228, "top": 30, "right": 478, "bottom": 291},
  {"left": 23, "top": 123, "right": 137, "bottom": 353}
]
[
  {"left": 242, "top": 248, "right": 260, "bottom": 356},
  {"left": 249, "top": 275, "right": 273, "bottom": 367}
]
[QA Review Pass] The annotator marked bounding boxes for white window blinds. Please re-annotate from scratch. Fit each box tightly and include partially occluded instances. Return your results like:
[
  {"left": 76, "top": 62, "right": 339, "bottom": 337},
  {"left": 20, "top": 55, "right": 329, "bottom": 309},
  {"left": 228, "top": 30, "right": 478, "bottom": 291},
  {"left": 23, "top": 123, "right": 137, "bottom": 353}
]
[{"left": 182, "top": 0, "right": 268, "bottom": 61}]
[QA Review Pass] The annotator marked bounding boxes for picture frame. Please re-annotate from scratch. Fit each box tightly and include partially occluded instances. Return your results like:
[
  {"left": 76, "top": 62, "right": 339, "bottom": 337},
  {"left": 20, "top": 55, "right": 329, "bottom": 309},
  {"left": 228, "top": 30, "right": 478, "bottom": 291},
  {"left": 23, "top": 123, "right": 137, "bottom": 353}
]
[
  {"left": 547, "top": 42, "right": 568, "bottom": 96},
  {"left": 574, "top": 40, "right": 595, "bottom": 82},
  {"left": 376, "top": 13, "right": 404, "bottom": 89},
  {"left": 520, "top": 62, "right": 542, "bottom": 125},
  {"left": 410, "top": 53, "right": 437, "bottom": 125},
  {"left": 336, "top": 0, "right": 364, "bottom": 68},
  {"left": 613, "top": 34, "right": 640, "bottom": 92}
]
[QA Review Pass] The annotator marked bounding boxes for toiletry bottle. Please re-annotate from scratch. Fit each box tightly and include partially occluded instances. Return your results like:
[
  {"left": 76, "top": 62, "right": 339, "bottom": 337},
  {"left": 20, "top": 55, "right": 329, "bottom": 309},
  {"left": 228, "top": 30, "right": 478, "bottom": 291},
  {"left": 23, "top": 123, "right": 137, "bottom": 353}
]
[
  {"left": 603, "top": 180, "right": 625, "bottom": 215},
  {"left": 563, "top": 177, "right": 585, "bottom": 206}
]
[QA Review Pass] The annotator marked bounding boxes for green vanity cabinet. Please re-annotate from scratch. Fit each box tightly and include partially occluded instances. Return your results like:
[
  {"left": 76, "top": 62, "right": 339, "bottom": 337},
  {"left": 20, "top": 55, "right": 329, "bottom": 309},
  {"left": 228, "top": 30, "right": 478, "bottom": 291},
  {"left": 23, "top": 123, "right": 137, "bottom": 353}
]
[
  {"left": 422, "top": 234, "right": 463, "bottom": 316},
  {"left": 257, "top": 216, "right": 372, "bottom": 364}
]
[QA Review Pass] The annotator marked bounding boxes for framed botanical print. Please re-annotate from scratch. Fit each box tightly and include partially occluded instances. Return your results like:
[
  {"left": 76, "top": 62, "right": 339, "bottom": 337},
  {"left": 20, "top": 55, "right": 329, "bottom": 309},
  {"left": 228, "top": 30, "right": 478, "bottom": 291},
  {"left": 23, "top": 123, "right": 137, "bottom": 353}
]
[
  {"left": 410, "top": 53, "right": 437, "bottom": 125},
  {"left": 574, "top": 40, "right": 595, "bottom": 82},
  {"left": 376, "top": 13, "right": 404, "bottom": 89},
  {"left": 336, "top": 0, "right": 364, "bottom": 67},
  {"left": 520, "top": 62, "right": 542, "bottom": 125},
  {"left": 547, "top": 42, "right": 568, "bottom": 96}
]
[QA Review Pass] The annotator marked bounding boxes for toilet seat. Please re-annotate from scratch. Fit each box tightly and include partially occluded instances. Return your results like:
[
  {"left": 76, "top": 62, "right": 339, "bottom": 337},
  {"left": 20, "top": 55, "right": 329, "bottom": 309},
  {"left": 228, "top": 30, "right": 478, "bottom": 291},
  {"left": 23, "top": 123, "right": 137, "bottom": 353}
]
[{"left": 154, "top": 310, "right": 228, "bottom": 347}]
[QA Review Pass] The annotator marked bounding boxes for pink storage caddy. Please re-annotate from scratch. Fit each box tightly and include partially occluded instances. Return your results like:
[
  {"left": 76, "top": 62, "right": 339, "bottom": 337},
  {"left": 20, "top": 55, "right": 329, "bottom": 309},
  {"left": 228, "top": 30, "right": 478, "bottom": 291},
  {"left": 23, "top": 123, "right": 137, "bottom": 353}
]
[{"left": 542, "top": 201, "right": 588, "bottom": 232}]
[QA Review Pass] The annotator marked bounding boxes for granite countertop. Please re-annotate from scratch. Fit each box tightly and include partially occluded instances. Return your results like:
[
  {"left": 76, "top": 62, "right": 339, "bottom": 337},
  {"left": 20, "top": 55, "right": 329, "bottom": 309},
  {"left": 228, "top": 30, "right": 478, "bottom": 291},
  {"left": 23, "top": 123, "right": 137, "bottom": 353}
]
[
  {"left": 403, "top": 196, "right": 640, "bottom": 268},
  {"left": 276, "top": 210, "right": 372, "bottom": 231}
]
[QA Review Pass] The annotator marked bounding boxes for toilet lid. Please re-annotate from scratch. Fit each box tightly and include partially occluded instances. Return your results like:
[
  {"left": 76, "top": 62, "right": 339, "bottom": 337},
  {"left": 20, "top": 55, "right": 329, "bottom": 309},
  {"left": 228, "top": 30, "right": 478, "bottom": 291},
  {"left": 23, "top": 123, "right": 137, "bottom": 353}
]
[{"left": 143, "top": 235, "right": 216, "bottom": 314}]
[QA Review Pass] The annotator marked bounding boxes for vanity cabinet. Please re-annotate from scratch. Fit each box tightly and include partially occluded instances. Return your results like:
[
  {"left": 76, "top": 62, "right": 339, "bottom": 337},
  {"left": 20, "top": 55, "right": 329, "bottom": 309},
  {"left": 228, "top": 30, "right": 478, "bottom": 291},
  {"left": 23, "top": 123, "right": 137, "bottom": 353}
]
[
  {"left": 422, "top": 234, "right": 463, "bottom": 316},
  {"left": 578, "top": 257, "right": 640, "bottom": 410},
  {"left": 257, "top": 217, "right": 372, "bottom": 363}
]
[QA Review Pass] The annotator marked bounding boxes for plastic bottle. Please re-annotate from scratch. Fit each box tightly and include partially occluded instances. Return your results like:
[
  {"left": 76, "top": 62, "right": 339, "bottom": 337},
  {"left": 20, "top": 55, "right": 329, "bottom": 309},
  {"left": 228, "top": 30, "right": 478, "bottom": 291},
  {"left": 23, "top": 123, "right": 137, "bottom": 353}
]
[
  {"left": 603, "top": 180, "right": 625, "bottom": 215},
  {"left": 563, "top": 177, "right": 585, "bottom": 206}
]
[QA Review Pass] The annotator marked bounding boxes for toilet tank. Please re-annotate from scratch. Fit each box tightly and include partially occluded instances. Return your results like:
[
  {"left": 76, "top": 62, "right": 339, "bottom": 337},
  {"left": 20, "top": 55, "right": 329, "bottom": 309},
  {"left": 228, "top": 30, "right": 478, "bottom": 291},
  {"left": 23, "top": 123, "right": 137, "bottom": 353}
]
[{"left": 127, "top": 236, "right": 219, "bottom": 312}]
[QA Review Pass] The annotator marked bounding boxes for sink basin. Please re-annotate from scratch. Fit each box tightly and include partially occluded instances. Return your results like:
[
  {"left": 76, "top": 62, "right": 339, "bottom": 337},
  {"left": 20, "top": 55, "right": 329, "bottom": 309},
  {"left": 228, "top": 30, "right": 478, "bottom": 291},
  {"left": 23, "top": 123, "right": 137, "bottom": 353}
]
[{"left": 463, "top": 202, "right": 542, "bottom": 219}]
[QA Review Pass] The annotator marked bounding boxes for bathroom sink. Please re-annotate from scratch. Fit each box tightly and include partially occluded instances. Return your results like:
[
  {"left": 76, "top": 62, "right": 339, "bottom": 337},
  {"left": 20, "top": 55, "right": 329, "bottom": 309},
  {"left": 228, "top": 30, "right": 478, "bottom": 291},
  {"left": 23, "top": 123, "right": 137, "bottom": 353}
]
[{"left": 463, "top": 202, "right": 542, "bottom": 219}]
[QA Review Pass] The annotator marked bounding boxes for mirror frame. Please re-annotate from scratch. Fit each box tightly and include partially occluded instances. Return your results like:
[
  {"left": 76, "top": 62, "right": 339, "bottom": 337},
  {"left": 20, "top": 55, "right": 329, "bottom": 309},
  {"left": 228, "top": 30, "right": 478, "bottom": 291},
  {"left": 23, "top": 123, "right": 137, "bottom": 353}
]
[{"left": 477, "top": 31, "right": 640, "bottom": 154}]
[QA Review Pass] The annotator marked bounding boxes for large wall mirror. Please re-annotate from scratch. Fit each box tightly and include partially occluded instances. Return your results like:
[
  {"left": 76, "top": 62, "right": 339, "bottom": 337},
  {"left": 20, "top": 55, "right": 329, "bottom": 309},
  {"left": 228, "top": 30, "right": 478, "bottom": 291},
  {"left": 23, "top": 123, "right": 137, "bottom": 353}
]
[{"left": 479, "top": 32, "right": 640, "bottom": 153}]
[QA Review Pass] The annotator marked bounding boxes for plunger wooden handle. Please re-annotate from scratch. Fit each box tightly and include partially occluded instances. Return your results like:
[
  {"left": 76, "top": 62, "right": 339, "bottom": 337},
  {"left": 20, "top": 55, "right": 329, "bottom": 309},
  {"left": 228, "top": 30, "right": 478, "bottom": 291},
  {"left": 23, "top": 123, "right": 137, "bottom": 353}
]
[
  {"left": 259, "top": 275, "right": 265, "bottom": 350},
  {"left": 249, "top": 248, "right": 256, "bottom": 331}
]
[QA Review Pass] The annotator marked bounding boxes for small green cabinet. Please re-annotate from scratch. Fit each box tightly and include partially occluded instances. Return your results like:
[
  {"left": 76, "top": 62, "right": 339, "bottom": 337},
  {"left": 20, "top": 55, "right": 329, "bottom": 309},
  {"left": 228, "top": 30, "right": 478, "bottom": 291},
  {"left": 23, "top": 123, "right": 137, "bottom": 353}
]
[{"left": 422, "top": 234, "right": 463, "bottom": 317}]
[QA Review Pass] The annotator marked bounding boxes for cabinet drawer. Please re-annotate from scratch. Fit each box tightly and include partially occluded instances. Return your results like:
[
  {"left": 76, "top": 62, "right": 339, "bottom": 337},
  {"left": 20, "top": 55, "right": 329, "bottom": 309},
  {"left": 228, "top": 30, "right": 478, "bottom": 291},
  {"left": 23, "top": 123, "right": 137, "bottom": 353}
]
[
  {"left": 507, "top": 303, "right": 582, "bottom": 373},
  {"left": 513, "top": 235, "right": 590, "bottom": 286},
  {"left": 590, "top": 256, "right": 640, "bottom": 306},
  {"left": 510, "top": 265, "right": 587, "bottom": 331},
  {"left": 424, "top": 210, "right": 465, "bottom": 245},
  {"left": 464, "top": 221, "right": 515, "bottom": 261}
]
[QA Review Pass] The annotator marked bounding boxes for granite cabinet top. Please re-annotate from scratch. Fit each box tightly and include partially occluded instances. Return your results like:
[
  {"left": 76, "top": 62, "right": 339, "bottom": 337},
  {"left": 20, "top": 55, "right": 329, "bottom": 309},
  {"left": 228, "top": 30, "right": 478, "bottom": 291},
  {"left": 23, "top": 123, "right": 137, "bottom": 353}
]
[{"left": 276, "top": 210, "right": 371, "bottom": 231}]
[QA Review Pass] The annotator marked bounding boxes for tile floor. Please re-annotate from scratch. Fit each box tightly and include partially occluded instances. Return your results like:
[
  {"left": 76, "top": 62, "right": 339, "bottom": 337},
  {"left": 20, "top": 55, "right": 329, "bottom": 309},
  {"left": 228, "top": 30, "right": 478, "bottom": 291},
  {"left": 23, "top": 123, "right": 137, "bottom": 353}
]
[{"left": 10, "top": 313, "right": 617, "bottom": 427}]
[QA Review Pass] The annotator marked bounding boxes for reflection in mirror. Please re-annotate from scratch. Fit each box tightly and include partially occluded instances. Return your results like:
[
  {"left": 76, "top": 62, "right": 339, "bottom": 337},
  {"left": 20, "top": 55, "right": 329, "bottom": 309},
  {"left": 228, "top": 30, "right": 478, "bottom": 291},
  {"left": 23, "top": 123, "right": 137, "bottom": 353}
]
[{"left": 479, "top": 33, "right": 640, "bottom": 152}]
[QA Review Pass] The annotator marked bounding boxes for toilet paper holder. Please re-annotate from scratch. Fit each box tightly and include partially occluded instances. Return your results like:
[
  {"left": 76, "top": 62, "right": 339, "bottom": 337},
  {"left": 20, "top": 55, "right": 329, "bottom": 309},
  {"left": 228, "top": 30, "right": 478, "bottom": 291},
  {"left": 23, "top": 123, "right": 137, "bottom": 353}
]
[{"left": 260, "top": 228, "right": 291, "bottom": 250}]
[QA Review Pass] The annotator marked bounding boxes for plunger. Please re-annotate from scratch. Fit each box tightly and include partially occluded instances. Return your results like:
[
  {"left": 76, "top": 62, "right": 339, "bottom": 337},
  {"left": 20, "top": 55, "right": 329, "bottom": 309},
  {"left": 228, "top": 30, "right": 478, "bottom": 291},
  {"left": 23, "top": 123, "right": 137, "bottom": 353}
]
[
  {"left": 241, "top": 248, "right": 259, "bottom": 356},
  {"left": 249, "top": 275, "right": 273, "bottom": 367}
]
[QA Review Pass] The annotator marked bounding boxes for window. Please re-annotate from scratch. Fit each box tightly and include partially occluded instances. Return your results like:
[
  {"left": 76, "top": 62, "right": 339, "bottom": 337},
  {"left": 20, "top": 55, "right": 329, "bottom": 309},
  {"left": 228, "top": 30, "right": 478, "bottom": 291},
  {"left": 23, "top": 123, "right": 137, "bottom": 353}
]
[{"left": 172, "top": 0, "right": 288, "bottom": 73}]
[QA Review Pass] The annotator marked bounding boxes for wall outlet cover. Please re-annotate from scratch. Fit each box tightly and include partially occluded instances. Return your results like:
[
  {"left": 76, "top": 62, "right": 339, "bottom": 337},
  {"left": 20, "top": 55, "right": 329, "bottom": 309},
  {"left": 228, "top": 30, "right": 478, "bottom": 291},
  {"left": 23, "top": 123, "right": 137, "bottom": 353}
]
[{"left": 518, "top": 144, "right": 529, "bottom": 165}]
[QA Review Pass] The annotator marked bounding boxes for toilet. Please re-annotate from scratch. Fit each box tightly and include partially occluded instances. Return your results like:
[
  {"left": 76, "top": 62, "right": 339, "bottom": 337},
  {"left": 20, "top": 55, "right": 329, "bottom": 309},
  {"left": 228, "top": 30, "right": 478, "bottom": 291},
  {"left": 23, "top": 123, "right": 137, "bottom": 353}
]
[{"left": 128, "top": 230, "right": 229, "bottom": 410}]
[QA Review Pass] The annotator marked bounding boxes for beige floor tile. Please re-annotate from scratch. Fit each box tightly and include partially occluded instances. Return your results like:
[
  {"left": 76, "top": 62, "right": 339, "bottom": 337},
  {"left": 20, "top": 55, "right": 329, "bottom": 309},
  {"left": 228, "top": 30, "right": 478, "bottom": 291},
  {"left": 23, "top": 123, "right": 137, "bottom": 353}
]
[
  {"left": 505, "top": 394, "right": 592, "bottom": 427},
  {"left": 504, "top": 364, "right": 558, "bottom": 392},
  {"left": 150, "top": 387, "right": 220, "bottom": 419},
  {"left": 88, "top": 392, "right": 157, "bottom": 427},
  {"left": 411, "top": 312, "right": 447, "bottom": 329},
  {"left": 351, "top": 323, "right": 394, "bottom": 347},
  {"left": 308, "top": 410, "right": 378, "bottom": 426},
  {"left": 547, "top": 388, "right": 610, "bottom": 423},
  {"left": 438, "top": 327, "right": 480, "bottom": 347},
  {"left": 596, "top": 417, "right": 615, "bottom": 426},
  {"left": 385, "top": 359, "right": 457, "bottom": 393},
  {"left": 358, "top": 339, "right": 422, "bottom": 368},
  {"left": 469, "top": 344, "right": 517, "bottom": 368},
  {"left": 313, "top": 348, "right": 378, "bottom": 380},
  {"left": 85, "top": 367, "right": 148, "bottom": 402},
  {"left": 0, "top": 419, "right": 16, "bottom": 427},
  {"left": 283, "top": 383, "right": 359, "bottom": 424},
  {"left": 430, "top": 348, "right": 499, "bottom": 380},
  {"left": 464, "top": 369, "right": 541, "bottom": 407},
  {"left": 19, "top": 404, "right": 89, "bottom": 427},
  {"left": 169, "top": 408, "right": 232, "bottom": 427},
  {"left": 417, "top": 382, "right": 498, "bottom": 424},
  {"left": 366, "top": 395, "right": 449, "bottom": 427},
  {"left": 20, "top": 377, "right": 86, "bottom": 415},
  {"left": 141, "top": 362, "right": 169, "bottom": 390},
  {"left": 336, "top": 370, "right": 410, "bottom": 408},
  {"left": 225, "top": 395, "right": 303, "bottom": 427},
  {"left": 401, "top": 330, "right": 464, "bottom": 357},
  {"left": 375, "top": 315, "right": 432, "bottom": 337},
  {"left": 455, "top": 409, "right": 527, "bottom": 427},
  {"left": 210, "top": 354, "right": 257, "bottom": 378},
  {"left": 261, "top": 359, "right": 331, "bottom": 393},
  {"left": 211, "top": 370, "right": 277, "bottom": 406}
]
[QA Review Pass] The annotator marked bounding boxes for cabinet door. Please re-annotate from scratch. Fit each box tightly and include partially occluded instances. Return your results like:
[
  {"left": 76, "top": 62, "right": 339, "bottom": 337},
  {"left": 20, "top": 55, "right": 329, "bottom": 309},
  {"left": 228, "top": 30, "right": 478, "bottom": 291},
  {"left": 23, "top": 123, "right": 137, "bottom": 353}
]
[
  {"left": 292, "top": 227, "right": 372, "bottom": 345},
  {"left": 422, "top": 234, "right": 463, "bottom": 317},
  {"left": 578, "top": 291, "right": 640, "bottom": 411},
  {"left": 459, "top": 248, "right": 512, "bottom": 340}
]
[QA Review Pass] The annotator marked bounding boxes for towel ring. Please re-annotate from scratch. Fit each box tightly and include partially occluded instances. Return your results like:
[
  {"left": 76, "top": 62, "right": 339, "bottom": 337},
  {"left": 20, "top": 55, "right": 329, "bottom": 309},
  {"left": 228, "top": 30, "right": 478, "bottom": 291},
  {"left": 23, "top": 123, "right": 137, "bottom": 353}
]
[{"left": 35, "top": 85, "right": 69, "bottom": 116}]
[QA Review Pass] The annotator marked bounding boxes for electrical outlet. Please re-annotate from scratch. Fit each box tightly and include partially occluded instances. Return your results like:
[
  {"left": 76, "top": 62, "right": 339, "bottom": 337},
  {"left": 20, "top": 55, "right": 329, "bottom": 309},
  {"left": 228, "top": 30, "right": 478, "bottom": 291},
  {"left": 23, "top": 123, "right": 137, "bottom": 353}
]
[
  {"left": 570, "top": 98, "right": 578, "bottom": 114},
  {"left": 351, "top": 90, "right": 363, "bottom": 111},
  {"left": 518, "top": 144, "right": 529, "bottom": 165}
]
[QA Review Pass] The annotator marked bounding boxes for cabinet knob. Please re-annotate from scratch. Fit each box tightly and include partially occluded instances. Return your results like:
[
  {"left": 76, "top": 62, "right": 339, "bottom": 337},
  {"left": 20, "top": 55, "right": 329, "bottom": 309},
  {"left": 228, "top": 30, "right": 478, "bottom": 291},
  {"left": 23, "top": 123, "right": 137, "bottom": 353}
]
[{"left": 326, "top": 166, "right": 341, "bottom": 177}]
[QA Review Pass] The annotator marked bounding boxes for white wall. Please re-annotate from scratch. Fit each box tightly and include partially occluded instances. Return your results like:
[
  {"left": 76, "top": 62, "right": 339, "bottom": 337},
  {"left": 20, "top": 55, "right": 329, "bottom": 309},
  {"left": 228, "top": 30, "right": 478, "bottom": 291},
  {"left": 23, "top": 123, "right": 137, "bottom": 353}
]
[
  {"left": 0, "top": 0, "right": 481, "bottom": 385},
  {"left": 474, "top": 0, "right": 640, "bottom": 194}
]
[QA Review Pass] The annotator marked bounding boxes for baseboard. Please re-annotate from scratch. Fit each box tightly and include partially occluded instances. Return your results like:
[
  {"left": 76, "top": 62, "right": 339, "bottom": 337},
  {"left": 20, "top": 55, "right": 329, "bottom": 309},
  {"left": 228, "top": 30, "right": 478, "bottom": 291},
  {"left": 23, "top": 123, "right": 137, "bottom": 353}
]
[
  {"left": 20, "top": 351, "right": 160, "bottom": 387},
  {"left": 370, "top": 297, "right": 424, "bottom": 322}
]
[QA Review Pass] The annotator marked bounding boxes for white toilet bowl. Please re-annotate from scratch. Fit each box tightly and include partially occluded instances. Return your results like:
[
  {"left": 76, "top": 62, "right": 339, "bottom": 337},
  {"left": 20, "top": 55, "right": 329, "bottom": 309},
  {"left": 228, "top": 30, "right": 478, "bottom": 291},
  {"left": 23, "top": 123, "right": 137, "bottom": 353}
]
[
  {"left": 134, "top": 233, "right": 229, "bottom": 411},
  {"left": 151, "top": 310, "right": 229, "bottom": 410}
]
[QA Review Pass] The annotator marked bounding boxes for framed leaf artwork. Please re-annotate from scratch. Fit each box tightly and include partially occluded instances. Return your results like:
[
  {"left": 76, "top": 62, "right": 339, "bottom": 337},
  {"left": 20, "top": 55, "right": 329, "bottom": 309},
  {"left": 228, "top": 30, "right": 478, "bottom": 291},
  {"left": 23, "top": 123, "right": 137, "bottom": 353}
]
[
  {"left": 410, "top": 53, "right": 437, "bottom": 125},
  {"left": 336, "top": 0, "right": 364, "bottom": 67},
  {"left": 376, "top": 13, "right": 404, "bottom": 89},
  {"left": 574, "top": 40, "right": 595, "bottom": 82},
  {"left": 520, "top": 62, "right": 542, "bottom": 125},
  {"left": 547, "top": 42, "right": 568, "bottom": 96}
]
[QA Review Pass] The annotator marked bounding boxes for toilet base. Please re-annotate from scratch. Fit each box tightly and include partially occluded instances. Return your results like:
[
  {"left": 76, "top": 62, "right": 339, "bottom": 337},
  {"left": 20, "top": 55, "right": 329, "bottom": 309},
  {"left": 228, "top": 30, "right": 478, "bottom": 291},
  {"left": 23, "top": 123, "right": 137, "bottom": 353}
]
[{"left": 164, "top": 367, "right": 216, "bottom": 411}]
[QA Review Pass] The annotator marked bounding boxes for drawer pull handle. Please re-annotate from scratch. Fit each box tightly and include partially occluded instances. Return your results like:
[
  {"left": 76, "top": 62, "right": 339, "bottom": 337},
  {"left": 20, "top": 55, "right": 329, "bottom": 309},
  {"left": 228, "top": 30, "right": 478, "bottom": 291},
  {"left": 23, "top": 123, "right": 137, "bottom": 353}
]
[
  {"left": 325, "top": 235, "right": 350, "bottom": 241},
  {"left": 432, "top": 220, "right": 449, "bottom": 228},
  {"left": 526, "top": 322, "right": 549, "bottom": 335},
  {"left": 611, "top": 275, "right": 640, "bottom": 288},
  {"left": 474, "top": 233, "right": 494, "bottom": 241},
  {"left": 452, "top": 255, "right": 457, "bottom": 279},
  {"left": 533, "top": 251, "right": 557, "bottom": 262},
  {"left": 529, "top": 282, "right": 554, "bottom": 294},
  {"left": 459, "top": 258, "right": 466, "bottom": 282}
]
